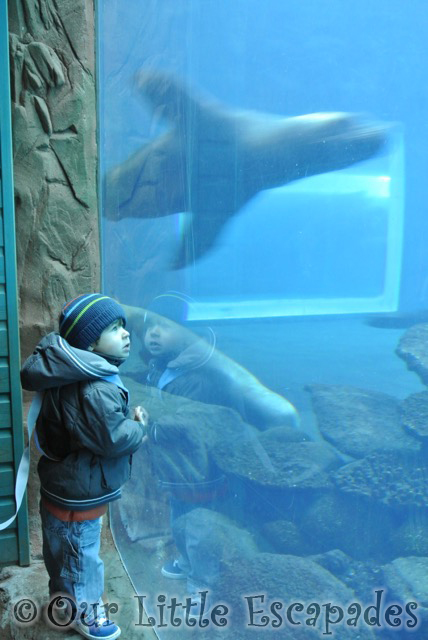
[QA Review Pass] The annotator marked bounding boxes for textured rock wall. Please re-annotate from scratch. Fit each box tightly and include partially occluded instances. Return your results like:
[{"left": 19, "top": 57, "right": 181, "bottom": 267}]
[{"left": 8, "top": 0, "right": 100, "bottom": 357}]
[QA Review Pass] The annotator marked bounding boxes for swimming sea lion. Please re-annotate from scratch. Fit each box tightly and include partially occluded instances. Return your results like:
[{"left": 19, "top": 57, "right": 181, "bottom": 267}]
[{"left": 105, "top": 71, "right": 388, "bottom": 268}]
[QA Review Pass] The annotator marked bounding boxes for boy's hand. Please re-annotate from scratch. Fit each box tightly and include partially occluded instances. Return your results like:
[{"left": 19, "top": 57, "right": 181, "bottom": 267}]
[
  {"left": 134, "top": 406, "right": 149, "bottom": 443},
  {"left": 134, "top": 405, "right": 149, "bottom": 427}
]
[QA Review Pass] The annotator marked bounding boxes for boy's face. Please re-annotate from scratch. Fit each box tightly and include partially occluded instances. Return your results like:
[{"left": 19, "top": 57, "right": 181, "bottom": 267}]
[
  {"left": 91, "top": 318, "right": 130, "bottom": 359},
  {"left": 144, "top": 313, "right": 187, "bottom": 358}
]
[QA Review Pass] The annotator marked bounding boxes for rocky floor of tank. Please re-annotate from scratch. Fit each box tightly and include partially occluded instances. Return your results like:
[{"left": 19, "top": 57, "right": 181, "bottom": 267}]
[{"left": 111, "top": 316, "right": 428, "bottom": 640}]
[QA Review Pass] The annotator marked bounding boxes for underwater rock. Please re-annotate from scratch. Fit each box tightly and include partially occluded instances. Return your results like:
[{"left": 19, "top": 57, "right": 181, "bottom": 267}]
[
  {"left": 147, "top": 402, "right": 256, "bottom": 486},
  {"left": 260, "top": 519, "right": 310, "bottom": 556},
  {"left": 333, "top": 451, "right": 428, "bottom": 509},
  {"left": 173, "top": 508, "right": 258, "bottom": 587},
  {"left": 396, "top": 323, "right": 428, "bottom": 386},
  {"left": 253, "top": 425, "right": 309, "bottom": 444},
  {"left": 211, "top": 552, "right": 375, "bottom": 639},
  {"left": 310, "top": 549, "right": 352, "bottom": 576},
  {"left": 299, "top": 491, "right": 395, "bottom": 560},
  {"left": 311, "top": 552, "right": 391, "bottom": 606},
  {"left": 307, "top": 384, "right": 419, "bottom": 458},
  {"left": 389, "top": 514, "right": 428, "bottom": 557},
  {"left": 382, "top": 557, "right": 428, "bottom": 625},
  {"left": 399, "top": 390, "right": 428, "bottom": 440},
  {"left": 213, "top": 430, "right": 341, "bottom": 490},
  {"left": 124, "top": 376, "right": 308, "bottom": 491}
]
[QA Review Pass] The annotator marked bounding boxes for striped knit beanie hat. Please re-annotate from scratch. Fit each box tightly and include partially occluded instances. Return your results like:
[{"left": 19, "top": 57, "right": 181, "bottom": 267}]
[
  {"left": 145, "top": 291, "right": 193, "bottom": 326},
  {"left": 59, "top": 293, "right": 126, "bottom": 350}
]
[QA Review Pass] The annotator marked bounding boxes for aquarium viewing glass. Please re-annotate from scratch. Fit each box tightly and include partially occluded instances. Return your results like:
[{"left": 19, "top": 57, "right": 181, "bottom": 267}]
[{"left": 98, "top": 1, "right": 428, "bottom": 638}]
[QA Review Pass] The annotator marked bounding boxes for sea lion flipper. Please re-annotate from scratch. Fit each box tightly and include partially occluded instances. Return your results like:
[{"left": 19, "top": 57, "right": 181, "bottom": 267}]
[
  {"left": 172, "top": 210, "right": 232, "bottom": 269},
  {"left": 135, "top": 70, "right": 204, "bottom": 124}
]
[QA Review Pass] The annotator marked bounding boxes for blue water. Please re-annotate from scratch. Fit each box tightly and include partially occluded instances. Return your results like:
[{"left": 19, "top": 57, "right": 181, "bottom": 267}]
[{"left": 99, "top": 2, "right": 428, "bottom": 637}]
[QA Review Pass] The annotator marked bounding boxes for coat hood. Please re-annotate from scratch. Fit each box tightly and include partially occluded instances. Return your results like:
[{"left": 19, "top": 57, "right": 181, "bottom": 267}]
[
  {"left": 165, "top": 328, "right": 216, "bottom": 372},
  {"left": 21, "top": 332, "right": 119, "bottom": 392}
]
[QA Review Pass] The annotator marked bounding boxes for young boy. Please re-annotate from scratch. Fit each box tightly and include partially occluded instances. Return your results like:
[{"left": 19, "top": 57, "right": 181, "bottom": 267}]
[{"left": 20, "top": 293, "right": 147, "bottom": 640}]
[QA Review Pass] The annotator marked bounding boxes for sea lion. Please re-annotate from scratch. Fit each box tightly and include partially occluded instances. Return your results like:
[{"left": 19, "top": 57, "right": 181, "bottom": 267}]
[{"left": 105, "top": 71, "right": 388, "bottom": 268}]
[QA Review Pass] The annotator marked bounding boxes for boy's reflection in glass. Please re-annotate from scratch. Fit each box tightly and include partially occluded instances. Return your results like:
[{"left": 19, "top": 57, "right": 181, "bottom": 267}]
[
  {"left": 142, "top": 292, "right": 234, "bottom": 604},
  {"left": 139, "top": 291, "right": 299, "bottom": 611}
]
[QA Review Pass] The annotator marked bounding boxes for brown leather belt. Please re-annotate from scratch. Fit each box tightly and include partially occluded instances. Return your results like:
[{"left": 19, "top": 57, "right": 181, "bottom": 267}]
[{"left": 42, "top": 497, "right": 107, "bottom": 522}]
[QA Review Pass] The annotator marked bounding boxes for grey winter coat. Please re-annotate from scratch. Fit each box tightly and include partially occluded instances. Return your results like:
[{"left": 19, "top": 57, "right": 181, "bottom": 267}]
[{"left": 20, "top": 333, "right": 145, "bottom": 510}]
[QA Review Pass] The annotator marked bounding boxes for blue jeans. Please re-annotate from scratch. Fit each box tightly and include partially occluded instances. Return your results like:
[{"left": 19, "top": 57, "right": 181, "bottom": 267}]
[
  {"left": 40, "top": 501, "right": 104, "bottom": 621},
  {"left": 170, "top": 497, "right": 223, "bottom": 593}
]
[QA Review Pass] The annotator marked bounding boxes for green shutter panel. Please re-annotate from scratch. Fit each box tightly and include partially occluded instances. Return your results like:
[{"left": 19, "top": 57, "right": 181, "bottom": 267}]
[{"left": 0, "top": 0, "right": 29, "bottom": 566}]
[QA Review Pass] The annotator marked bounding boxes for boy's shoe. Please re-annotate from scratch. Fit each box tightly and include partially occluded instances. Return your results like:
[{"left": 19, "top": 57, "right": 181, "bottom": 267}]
[
  {"left": 75, "top": 616, "right": 121, "bottom": 640},
  {"left": 161, "top": 559, "right": 187, "bottom": 579}
]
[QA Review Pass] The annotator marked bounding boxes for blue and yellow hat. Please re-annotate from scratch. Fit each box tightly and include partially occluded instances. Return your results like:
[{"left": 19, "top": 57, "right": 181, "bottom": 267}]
[
  {"left": 59, "top": 293, "right": 126, "bottom": 350},
  {"left": 145, "top": 291, "right": 193, "bottom": 326}
]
